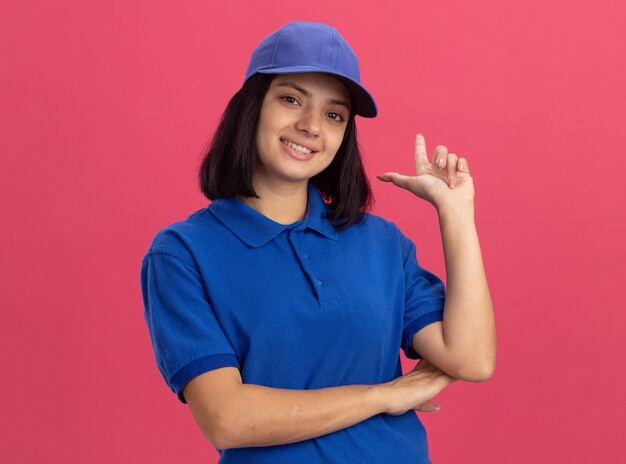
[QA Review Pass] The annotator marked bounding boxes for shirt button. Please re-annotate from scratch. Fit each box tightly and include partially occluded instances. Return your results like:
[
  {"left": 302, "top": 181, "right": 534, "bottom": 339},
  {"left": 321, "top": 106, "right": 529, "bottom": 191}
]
[
  {"left": 314, "top": 278, "right": 323, "bottom": 286},
  {"left": 302, "top": 252, "right": 309, "bottom": 260}
]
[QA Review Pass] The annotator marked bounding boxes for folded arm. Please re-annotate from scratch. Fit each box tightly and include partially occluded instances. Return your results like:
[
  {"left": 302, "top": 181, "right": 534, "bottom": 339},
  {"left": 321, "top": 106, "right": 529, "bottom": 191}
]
[{"left": 184, "top": 367, "right": 387, "bottom": 450}]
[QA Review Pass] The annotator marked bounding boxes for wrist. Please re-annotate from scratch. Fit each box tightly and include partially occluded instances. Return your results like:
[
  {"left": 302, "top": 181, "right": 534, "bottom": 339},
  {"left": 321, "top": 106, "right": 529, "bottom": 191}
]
[
  {"left": 367, "top": 383, "right": 390, "bottom": 415},
  {"left": 435, "top": 200, "right": 475, "bottom": 221}
]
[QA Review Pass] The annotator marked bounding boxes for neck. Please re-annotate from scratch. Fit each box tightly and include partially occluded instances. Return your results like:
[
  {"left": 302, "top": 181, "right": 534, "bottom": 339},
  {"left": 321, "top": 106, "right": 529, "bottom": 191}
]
[{"left": 238, "top": 178, "right": 309, "bottom": 225}]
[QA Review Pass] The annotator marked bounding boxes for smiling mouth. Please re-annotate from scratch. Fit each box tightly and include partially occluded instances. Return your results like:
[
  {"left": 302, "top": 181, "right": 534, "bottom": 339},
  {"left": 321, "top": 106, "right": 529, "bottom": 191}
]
[{"left": 280, "top": 137, "right": 318, "bottom": 155}]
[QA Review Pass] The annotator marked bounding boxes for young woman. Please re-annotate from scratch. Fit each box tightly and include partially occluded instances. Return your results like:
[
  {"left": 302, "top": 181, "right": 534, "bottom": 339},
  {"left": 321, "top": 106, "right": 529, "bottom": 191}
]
[{"left": 140, "top": 21, "right": 496, "bottom": 463}]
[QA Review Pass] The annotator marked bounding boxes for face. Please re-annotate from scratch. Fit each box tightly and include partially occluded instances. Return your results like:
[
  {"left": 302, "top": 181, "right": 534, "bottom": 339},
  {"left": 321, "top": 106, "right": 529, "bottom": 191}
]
[{"left": 253, "top": 72, "right": 351, "bottom": 189}]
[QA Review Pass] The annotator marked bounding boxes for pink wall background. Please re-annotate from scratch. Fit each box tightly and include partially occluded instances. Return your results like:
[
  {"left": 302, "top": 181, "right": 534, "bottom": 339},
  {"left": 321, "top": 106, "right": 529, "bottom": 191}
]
[{"left": 2, "top": 0, "right": 624, "bottom": 462}]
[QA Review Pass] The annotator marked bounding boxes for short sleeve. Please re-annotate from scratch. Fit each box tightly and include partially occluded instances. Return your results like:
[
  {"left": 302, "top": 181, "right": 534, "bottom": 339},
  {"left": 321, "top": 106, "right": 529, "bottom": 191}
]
[
  {"left": 140, "top": 249, "right": 240, "bottom": 403},
  {"left": 399, "top": 234, "right": 446, "bottom": 360}
]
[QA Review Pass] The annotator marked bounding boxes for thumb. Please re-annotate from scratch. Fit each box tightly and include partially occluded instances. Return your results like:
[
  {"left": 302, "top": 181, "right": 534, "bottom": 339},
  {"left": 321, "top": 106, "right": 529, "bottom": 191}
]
[
  {"left": 415, "top": 400, "right": 441, "bottom": 413},
  {"left": 376, "top": 172, "right": 414, "bottom": 190}
]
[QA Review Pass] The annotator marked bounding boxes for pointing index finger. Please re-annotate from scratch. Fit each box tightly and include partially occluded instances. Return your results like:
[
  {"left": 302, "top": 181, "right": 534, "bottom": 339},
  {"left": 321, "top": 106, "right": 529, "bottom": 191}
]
[{"left": 415, "top": 134, "right": 428, "bottom": 173}]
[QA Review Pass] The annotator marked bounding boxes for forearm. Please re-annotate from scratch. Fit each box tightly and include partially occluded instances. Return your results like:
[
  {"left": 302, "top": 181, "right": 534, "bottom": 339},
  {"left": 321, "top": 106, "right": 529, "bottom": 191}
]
[
  {"left": 437, "top": 201, "right": 496, "bottom": 379},
  {"left": 217, "top": 383, "right": 385, "bottom": 449}
]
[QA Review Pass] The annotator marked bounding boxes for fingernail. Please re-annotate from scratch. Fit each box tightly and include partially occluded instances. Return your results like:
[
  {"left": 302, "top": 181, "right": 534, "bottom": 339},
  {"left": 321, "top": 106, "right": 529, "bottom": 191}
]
[
  {"left": 377, "top": 175, "right": 389, "bottom": 181},
  {"left": 438, "top": 158, "right": 445, "bottom": 168}
]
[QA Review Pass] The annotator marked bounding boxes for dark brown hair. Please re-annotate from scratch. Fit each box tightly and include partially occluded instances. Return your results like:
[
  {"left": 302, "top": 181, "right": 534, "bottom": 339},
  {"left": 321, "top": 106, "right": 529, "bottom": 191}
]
[{"left": 198, "top": 73, "right": 373, "bottom": 230}]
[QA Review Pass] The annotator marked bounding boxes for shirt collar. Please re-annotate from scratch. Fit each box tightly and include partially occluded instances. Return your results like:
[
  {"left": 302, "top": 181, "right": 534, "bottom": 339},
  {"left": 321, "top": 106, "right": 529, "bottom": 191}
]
[{"left": 208, "top": 183, "right": 339, "bottom": 248}]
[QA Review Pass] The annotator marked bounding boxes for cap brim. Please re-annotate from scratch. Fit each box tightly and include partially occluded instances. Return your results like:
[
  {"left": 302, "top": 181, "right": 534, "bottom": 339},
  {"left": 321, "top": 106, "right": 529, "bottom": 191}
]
[{"left": 255, "top": 67, "right": 378, "bottom": 118}]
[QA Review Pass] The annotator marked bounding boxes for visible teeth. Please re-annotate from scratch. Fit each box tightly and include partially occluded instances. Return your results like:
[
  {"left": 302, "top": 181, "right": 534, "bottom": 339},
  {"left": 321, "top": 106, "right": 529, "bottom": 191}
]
[{"left": 282, "top": 138, "right": 313, "bottom": 154}]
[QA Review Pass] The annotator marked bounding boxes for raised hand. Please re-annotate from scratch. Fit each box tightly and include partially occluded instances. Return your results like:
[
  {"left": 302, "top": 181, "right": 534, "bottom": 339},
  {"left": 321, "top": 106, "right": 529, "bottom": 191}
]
[{"left": 377, "top": 134, "right": 475, "bottom": 210}]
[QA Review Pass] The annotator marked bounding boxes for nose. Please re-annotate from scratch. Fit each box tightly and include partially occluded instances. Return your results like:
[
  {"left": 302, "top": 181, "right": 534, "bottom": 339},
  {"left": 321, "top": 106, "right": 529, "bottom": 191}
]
[{"left": 295, "top": 107, "right": 321, "bottom": 137}]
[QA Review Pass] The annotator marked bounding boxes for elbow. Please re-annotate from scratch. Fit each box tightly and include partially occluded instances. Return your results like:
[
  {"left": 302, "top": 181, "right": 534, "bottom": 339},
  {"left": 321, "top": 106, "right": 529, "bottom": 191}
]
[
  {"left": 207, "top": 411, "right": 242, "bottom": 450},
  {"left": 183, "top": 371, "right": 246, "bottom": 451},
  {"left": 213, "top": 437, "right": 235, "bottom": 451},
  {"left": 191, "top": 406, "right": 238, "bottom": 450},
  {"left": 454, "top": 358, "right": 496, "bottom": 383},
  {"left": 465, "top": 364, "right": 495, "bottom": 382},
  {"left": 209, "top": 427, "right": 229, "bottom": 451}
]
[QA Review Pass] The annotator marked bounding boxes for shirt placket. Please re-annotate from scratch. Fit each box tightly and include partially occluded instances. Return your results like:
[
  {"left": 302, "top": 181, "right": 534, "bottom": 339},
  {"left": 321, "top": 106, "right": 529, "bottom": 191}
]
[{"left": 288, "top": 228, "right": 325, "bottom": 306}]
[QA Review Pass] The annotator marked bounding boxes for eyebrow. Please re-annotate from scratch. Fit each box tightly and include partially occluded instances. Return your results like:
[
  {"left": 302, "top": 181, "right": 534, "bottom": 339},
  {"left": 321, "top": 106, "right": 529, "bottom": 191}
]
[{"left": 275, "top": 82, "right": 351, "bottom": 112}]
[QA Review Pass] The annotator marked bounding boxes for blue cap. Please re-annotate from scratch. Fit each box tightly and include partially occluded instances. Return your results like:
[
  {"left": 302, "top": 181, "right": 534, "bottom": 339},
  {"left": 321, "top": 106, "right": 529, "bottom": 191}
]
[{"left": 244, "top": 21, "right": 378, "bottom": 118}]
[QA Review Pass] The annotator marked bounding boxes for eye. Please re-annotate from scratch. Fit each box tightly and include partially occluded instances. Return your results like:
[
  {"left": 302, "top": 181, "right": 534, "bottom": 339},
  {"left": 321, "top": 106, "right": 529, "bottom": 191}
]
[
  {"left": 327, "top": 112, "right": 346, "bottom": 122},
  {"left": 280, "top": 96, "right": 300, "bottom": 105}
]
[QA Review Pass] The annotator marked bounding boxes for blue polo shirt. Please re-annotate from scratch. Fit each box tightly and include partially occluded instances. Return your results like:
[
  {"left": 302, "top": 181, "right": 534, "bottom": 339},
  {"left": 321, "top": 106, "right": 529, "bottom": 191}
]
[{"left": 140, "top": 182, "right": 446, "bottom": 463}]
